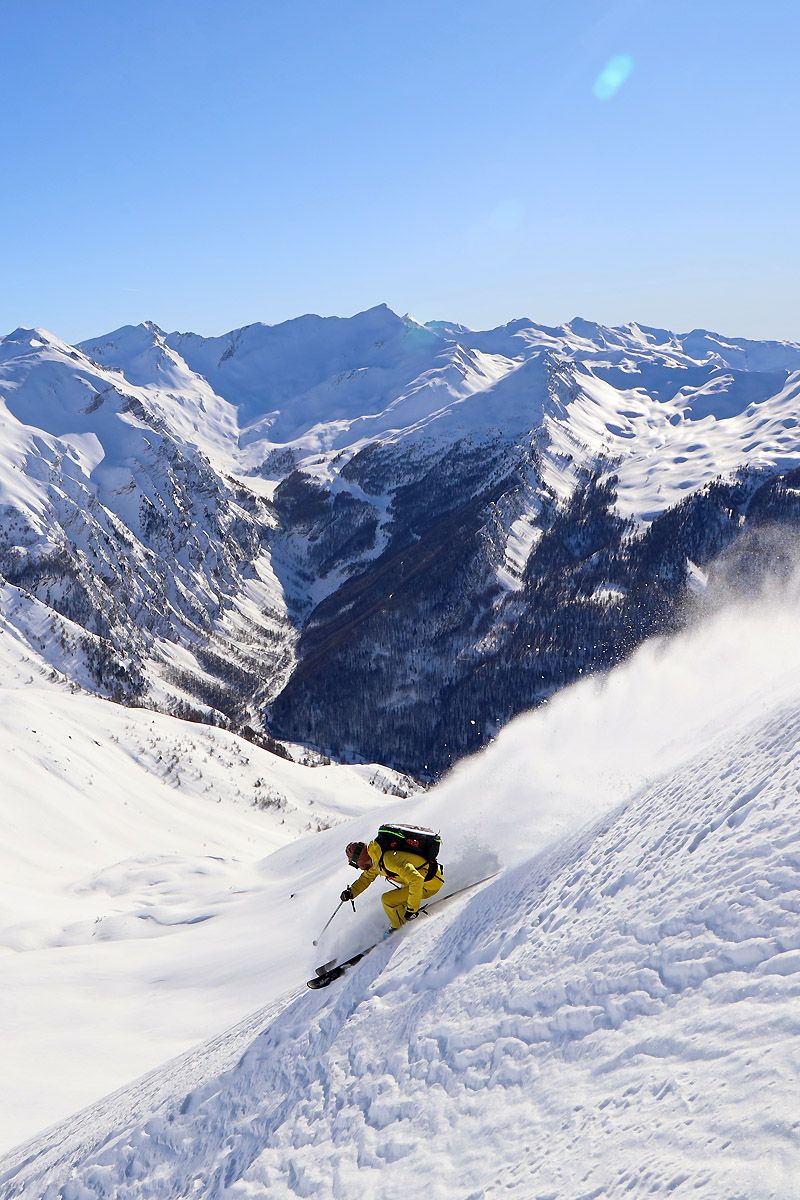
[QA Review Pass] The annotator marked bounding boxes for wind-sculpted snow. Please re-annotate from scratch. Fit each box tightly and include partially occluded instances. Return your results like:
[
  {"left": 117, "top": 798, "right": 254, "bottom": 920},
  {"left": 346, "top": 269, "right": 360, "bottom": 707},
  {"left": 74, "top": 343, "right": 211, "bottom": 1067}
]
[
  {"left": 0, "top": 617, "right": 418, "bottom": 1150},
  {"left": 5, "top": 691, "right": 799, "bottom": 1198}
]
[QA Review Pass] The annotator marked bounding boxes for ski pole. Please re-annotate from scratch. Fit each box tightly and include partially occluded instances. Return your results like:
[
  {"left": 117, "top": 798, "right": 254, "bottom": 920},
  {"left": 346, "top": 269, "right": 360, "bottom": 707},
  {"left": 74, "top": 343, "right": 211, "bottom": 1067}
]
[{"left": 312, "top": 896, "right": 355, "bottom": 946}]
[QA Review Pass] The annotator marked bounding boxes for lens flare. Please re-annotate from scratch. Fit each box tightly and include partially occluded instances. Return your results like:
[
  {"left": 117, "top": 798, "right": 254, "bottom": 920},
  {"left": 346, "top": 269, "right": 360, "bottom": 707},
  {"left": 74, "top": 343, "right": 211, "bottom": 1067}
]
[{"left": 593, "top": 54, "right": 634, "bottom": 100}]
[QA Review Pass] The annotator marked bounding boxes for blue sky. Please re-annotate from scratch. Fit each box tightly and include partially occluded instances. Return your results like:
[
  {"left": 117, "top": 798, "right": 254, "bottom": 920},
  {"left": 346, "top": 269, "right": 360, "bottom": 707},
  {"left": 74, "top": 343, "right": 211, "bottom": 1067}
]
[{"left": 2, "top": 0, "right": 798, "bottom": 342}]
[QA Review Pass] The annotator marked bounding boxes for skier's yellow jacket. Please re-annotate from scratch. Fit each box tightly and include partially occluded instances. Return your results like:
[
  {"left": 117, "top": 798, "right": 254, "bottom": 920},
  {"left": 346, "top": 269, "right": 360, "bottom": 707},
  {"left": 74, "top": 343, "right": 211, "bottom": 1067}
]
[{"left": 349, "top": 840, "right": 440, "bottom": 914}]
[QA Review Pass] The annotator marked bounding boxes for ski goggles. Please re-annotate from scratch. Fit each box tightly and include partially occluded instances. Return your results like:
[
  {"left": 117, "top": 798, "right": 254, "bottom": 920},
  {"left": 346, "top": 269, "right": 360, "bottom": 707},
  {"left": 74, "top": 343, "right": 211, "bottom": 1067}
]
[{"left": 347, "top": 841, "right": 366, "bottom": 868}]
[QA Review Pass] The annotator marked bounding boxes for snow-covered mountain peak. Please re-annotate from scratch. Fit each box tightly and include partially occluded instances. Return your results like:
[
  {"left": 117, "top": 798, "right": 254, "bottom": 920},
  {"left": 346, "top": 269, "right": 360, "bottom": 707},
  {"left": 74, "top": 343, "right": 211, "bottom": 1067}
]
[
  {"left": 565, "top": 313, "right": 606, "bottom": 340},
  {"left": 157, "top": 306, "right": 443, "bottom": 435},
  {"left": 0, "top": 325, "right": 80, "bottom": 362},
  {"left": 78, "top": 321, "right": 231, "bottom": 420},
  {"left": 676, "top": 328, "right": 800, "bottom": 373},
  {"left": 81, "top": 320, "right": 167, "bottom": 355}
]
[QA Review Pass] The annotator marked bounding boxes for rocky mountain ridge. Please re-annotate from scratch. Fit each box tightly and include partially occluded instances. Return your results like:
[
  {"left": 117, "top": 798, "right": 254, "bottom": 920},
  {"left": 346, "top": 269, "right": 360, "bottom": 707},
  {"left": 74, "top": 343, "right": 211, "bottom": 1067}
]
[{"left": 2, "top": 307, "right": 800, "bottom": 775}]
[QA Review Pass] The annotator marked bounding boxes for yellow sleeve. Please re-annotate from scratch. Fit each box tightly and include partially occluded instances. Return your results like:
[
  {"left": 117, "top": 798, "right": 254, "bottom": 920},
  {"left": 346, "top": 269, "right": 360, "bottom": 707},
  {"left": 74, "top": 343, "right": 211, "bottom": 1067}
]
[
  {"left": 350, "top": 860, "right": 380, "bottom": 899},
  {"left": 383, "top": 851, "right": 427, "bottom": 912}
]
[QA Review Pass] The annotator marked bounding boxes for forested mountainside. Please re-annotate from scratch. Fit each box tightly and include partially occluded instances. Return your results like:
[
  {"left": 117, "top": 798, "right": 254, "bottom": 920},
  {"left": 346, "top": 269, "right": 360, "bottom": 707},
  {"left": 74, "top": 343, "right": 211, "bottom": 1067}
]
[{"left": 2, "top": 308, "right": 800, "bottom": 775}]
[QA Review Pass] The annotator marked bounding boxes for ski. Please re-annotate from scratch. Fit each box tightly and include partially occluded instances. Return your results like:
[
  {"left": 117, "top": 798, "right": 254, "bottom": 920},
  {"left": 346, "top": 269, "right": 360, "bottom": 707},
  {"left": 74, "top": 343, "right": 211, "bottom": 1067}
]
[
  {"left": 307, "top": 949, "right": 372, "bottom": 989},
  {"left": 306, "top": 871, "right": 499, "bottom": 989}
]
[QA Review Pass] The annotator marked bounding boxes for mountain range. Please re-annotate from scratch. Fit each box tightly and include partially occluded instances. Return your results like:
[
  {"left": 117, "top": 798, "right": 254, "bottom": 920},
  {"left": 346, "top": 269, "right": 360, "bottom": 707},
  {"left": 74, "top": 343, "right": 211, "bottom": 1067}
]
[{"left": 2, "top": 306, "right": 800, "bottom": 776}]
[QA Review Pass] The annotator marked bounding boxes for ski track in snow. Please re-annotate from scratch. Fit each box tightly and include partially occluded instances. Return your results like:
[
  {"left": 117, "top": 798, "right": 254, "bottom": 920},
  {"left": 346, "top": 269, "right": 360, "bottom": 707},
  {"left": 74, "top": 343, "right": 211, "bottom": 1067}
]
[{"left": 5, "top": 699, "right": 800, "bottom": 1199}]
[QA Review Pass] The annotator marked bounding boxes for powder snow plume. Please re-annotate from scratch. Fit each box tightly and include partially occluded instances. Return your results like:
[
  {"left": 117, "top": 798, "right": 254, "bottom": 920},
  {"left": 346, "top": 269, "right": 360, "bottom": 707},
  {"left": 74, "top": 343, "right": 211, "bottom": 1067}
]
[{"left": 427, "top": 535, "right": 800, "bottom": 870}]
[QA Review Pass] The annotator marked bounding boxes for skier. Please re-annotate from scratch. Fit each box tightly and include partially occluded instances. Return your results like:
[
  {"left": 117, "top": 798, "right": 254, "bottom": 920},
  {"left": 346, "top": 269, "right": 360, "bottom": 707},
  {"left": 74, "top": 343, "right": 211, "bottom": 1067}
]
[{"left": 342, "top": 834, "right": 444, "bottom": 930}]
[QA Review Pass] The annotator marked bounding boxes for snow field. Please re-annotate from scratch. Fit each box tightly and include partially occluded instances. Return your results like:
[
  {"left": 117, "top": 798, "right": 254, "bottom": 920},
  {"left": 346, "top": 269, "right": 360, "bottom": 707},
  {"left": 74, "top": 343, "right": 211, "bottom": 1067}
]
[
  {"left": 11, "top": 691, "right": 799, "bottom": 1199},
  {"left": 0, "top": 623, "right": 413, "bottom": 1151}
]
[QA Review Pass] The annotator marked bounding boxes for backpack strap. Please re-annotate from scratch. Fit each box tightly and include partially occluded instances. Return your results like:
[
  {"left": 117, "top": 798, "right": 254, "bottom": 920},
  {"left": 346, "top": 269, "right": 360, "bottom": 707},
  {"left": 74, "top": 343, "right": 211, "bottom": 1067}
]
[{"left": 378, "top": 847, "right": 439, "bottom": 882}]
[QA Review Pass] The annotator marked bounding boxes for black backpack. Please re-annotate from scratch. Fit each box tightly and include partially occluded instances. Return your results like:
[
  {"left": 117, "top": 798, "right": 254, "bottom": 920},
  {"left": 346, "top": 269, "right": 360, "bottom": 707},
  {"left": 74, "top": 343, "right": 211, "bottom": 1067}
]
[{"left": 375, "top": 823, "right": 441, "bottom": 880}]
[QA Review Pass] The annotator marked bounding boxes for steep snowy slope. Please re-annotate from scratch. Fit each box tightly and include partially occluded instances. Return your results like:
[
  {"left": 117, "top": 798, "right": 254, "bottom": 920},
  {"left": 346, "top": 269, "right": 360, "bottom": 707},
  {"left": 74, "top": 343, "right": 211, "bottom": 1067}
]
[
  {"left": 0, "top": 327, "right": 292, "bottom": 720},
  {"left": 3, "top": 577, "right": 800, "bottom": 1196},
  {"left": 0, "top": 597, "right": 416, "bottom": 1151}
]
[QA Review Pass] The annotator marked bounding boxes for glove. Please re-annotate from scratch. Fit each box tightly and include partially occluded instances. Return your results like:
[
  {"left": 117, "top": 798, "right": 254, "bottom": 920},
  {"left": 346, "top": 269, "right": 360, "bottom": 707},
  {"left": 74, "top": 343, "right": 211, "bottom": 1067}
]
[
  {"left": 340, "top": 887, "right": 354, "bottom": 903},
  {"left": 404, "top": 908, "right": 419, "bottom": 921}
]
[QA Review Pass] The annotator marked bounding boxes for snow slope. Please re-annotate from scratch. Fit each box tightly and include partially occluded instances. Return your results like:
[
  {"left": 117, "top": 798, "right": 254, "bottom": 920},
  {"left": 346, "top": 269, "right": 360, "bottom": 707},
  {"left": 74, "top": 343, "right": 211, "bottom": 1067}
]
[
  {"left": 3, "top": 572, "right": 800, "bottom": 1195},
  {"left": 0, "top": 595, "right": 416, "bottom": 1151}
]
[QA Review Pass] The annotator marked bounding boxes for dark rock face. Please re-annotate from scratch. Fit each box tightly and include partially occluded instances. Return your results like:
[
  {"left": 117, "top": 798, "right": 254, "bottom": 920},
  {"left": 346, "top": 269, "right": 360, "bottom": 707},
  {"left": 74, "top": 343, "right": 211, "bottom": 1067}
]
[{"left": 273, "top": 473, "right": 381, "bottom": 586}]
